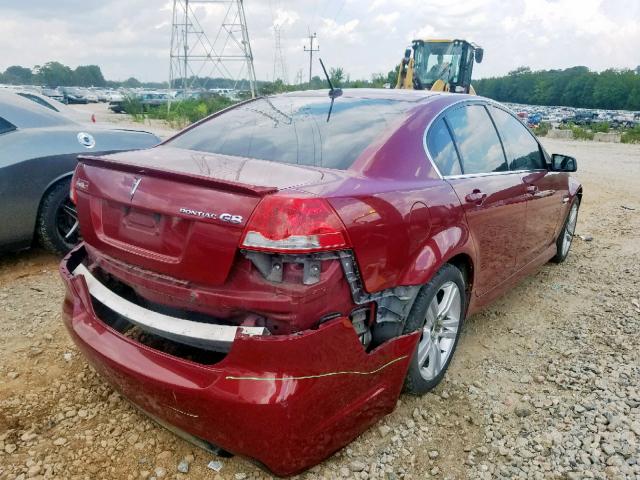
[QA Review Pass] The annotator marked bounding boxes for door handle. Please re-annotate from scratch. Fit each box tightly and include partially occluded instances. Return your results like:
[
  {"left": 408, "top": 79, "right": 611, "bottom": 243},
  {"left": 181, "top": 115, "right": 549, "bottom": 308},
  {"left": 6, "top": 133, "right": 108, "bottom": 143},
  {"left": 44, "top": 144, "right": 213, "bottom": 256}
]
[
  {"left": 526, "top": 184, "right": 539, "bottom": 194},
  {"left": 465, "top": 189, "right": 487, "bottom": 205}
]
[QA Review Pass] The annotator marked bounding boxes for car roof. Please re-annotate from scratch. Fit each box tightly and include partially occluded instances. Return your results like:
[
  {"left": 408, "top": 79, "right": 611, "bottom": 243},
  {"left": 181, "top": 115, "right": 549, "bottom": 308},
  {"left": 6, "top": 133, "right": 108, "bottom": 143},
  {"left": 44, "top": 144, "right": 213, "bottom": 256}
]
[
  {"left": 278, "top": 88, "right": 446, "bottom": 103},
  {"left": 0, "top": 91, "right": 74, "bottom": 129}
]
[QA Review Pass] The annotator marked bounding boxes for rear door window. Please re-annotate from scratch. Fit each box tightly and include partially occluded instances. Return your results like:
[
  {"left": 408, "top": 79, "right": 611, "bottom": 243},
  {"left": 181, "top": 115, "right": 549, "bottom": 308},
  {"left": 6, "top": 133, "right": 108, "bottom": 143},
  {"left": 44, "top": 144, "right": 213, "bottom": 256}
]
[
  {"left": 17, "top": 93, "right": 59, "bottom": 112},
  {"left": 446, "top": 104, "right": 507, "bottom": 174},
  {"left": 426, "top": 118, "right": 461, "bottom": 176},
  {"left": 488, "top": 106, "right": 545, "bottom": 171}
]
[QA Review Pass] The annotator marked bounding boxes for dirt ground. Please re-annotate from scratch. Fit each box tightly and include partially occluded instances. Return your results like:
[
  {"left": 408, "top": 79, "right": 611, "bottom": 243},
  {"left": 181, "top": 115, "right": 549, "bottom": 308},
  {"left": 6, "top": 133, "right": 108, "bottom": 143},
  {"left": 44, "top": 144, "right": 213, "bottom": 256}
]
[{"left": 0, "top": 108, "right": 638, "bottom": 480}]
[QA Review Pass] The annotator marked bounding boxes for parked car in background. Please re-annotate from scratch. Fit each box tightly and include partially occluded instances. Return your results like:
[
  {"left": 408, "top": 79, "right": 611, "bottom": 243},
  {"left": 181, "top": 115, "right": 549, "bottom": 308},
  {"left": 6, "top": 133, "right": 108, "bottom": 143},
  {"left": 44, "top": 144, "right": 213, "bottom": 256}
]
[
  {"left": 42, "top": 88, "right": 65, "bottom": 103},
  {"left": 14, "top": 90, "right": 95, "bottom": 123},
  {"left": 61, "top": 89, "right": 581, "bottom": 475},
  {"left": 83, "top": 90, "right": 99, "bottom": 103},
  {"left": 562, "top": 111, "right": 598, "bottom": 125},
  {"left": 108, "top": 91, "right": 170, "bottom": 113},
  {"left": 90, "top": 89, "right": 110, "bottom": 102},
  {"left": 62, "top": 87, "right": 89, "bottom": 104},
  {"left": 0, "top": 92, "right": 160, "bottom": 255}
]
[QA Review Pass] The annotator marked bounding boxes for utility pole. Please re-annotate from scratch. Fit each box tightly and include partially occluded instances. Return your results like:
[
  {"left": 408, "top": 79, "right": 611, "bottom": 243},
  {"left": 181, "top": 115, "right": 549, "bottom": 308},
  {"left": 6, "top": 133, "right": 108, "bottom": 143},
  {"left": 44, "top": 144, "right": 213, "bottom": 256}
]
[{"left": 303, "top": 32, "right": 319, "bottom": 86}]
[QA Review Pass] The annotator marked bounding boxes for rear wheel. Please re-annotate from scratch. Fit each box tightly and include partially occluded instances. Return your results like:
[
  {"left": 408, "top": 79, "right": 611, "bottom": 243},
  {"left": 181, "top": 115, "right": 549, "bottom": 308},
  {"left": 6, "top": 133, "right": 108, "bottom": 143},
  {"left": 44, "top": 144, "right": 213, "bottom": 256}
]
[
  {"left": 37, "top": 180, "right": 81, "bottom": 255},
  {"left": 551, "top": 199, "right": 579, "bottom": 263},
  {"left": 403, "top": 264, "right": 466, "bottom": 395}
]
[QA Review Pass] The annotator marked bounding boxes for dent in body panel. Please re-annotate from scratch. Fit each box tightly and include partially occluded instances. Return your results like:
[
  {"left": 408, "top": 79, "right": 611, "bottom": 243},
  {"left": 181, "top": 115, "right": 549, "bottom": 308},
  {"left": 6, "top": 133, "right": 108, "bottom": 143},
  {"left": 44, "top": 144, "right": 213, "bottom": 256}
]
[{"left": 397, "top": 181, "right": 474, "bottom": 287}]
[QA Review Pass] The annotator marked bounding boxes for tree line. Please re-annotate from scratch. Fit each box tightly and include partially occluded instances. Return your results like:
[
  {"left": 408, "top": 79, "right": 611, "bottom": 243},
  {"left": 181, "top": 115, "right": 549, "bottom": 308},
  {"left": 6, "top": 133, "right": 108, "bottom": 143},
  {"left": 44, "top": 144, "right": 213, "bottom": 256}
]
[
  {"left": 0, "top": 60, "right": 397, "bottom": 93},
  {"left": 5, "top": 60, "right": 639, "bottom": 111},
  {"left": 0, "top": 61, "right": 168, "bottom": 89},
  {"left": 474, "top": 66, "right": 640, "bottom": 111}
]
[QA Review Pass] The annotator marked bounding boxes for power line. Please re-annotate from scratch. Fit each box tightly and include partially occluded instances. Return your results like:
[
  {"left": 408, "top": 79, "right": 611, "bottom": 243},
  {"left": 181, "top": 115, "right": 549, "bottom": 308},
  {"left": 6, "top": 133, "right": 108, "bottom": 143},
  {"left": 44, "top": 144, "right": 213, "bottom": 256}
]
[
  {"left": 272, "top": 25, "right": 288, "bottom": 83},
  {"left": 169, "top": 0, "right": 257, "bottom": 97}
]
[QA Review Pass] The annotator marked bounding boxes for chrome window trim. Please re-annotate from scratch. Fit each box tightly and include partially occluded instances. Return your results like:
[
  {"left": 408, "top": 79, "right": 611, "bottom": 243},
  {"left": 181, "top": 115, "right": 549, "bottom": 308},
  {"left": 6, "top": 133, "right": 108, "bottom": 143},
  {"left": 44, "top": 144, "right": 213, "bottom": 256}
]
[
  {"left": 422, "top": 97, "right": 470, "bottom": 179},
  {"left": 444, "top": 169, "right": 546, "bottom": 180},
  {"left": 422, "top": 97, "right": 550, "bottom": 179}
]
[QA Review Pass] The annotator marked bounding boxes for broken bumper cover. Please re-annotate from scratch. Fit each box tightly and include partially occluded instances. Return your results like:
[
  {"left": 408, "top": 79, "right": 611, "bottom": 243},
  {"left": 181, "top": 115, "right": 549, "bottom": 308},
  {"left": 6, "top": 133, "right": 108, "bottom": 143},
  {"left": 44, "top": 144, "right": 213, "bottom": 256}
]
[{"left": 60, "top": 244, "right": 420, "bottom": 476}]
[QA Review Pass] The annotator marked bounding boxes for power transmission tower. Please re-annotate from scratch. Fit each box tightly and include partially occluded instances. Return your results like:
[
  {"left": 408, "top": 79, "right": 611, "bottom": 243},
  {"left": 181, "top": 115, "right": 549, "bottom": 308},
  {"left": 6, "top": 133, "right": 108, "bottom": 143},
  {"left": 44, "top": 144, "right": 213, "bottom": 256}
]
[
  {"left": 169, "top": 0, "right": 258, "bottom": 97},
  {"left": 272, "top": 25, "right": 288, "bottom": 84},
  {"left": 303, "top": 32, "right": 319, "bottom": 86}
]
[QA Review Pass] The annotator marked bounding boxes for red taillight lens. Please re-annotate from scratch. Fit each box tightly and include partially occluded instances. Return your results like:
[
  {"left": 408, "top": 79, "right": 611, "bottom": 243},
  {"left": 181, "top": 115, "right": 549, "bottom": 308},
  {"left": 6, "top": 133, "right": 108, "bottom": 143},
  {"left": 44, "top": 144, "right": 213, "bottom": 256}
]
[
  {"left": 69, "top": 170, "right": 78, "bottom": 204},
  {"left": 241, "top": 195, "right": 349, "bottom": 253},
  {"left": 70, "top": 167, "right": 89, "bottom": 205}
]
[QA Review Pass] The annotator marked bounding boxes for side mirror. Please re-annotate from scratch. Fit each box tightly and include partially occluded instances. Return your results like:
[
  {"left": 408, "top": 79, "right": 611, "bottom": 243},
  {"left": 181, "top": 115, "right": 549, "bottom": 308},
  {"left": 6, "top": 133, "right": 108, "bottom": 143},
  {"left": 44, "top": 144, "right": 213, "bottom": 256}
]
[
  {"left": 551, "top": 154, "right": 577, "bottom": 172},
  {"left": 474, "top": 48, "right": 484, "bottom": 63}
]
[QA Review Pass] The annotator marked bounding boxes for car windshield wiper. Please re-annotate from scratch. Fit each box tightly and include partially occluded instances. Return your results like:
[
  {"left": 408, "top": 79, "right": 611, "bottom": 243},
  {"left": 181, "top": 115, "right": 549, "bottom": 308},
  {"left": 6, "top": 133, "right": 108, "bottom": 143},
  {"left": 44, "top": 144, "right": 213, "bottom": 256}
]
[{"left": 319, "top": 58, "right": 342, "bottom": 122}]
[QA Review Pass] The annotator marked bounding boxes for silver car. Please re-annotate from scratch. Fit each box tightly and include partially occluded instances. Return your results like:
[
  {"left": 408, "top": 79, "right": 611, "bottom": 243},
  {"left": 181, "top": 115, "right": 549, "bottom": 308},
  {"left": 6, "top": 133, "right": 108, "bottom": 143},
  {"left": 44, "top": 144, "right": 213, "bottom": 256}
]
[{"left": 0, "top": 92, "right": 160, "bottom": 255}]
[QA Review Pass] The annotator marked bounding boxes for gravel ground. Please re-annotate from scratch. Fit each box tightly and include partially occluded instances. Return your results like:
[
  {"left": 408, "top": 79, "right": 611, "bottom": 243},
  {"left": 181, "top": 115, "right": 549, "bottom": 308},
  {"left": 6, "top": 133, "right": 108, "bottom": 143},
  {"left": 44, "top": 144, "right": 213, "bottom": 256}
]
[{"left": 0, "top": 123, "right": 638, "bottom": 480}]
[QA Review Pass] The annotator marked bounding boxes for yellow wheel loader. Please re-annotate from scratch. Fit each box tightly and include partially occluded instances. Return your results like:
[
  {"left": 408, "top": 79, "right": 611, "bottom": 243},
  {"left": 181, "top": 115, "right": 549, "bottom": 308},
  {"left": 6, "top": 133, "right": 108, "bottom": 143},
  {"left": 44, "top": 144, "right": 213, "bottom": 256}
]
[{"left": 396, "top": 39, "right": 483, "bottom": 94}]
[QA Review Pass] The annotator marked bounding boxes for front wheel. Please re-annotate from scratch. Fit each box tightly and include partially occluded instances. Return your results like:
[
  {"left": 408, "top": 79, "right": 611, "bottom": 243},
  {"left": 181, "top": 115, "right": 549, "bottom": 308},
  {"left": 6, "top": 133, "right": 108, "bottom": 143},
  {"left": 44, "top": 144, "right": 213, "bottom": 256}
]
[
  {"left": 551, "top": 199, "right": 580, "bottom": 263},
  {"left": 403, "top": 264, "right": 466, "bottom": 395}
]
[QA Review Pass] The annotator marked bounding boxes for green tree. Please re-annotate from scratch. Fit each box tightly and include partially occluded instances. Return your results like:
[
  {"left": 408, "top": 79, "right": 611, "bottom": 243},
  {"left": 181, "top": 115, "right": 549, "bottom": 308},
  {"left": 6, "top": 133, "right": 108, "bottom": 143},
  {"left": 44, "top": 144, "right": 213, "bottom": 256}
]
[
  {"left": 122, "top": 77, "right": 142, "bottom": 88},
  {"left": 74, "top": 65, "right": 106, "bottom": 87},
  {"left": 34, "top": 61, "right": 74, "bottom": 86},
  {"left": 508, "top": 66, "right": 532, "bottom": 76},
  {"left": 475, "top": 66, "right": 640, "bottom": 110},
  {"left": 386, "top": 68, "right": 398, "bottom": 87},
  {"left": 329, "top": 67, "right": 345, "bottom": 87},
  {"left": 626, "top": 85, "right": 640, "bottom": 110},
  {"left": 3, "top": 65, "right": 33, "bottom": 84}
]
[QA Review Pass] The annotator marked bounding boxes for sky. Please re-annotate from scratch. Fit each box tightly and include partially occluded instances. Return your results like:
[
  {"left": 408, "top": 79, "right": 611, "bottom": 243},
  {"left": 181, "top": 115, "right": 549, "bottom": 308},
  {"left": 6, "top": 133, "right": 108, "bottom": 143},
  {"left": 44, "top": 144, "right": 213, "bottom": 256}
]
[{"left": 0, "top": 0, "right": 638, "bottom": 83}]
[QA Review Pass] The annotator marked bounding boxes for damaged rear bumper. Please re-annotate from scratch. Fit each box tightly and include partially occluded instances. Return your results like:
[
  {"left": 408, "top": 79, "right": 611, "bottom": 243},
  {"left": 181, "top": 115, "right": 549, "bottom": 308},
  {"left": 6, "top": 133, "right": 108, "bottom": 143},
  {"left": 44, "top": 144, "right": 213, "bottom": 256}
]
[{"left": 60, "top": 243, "right": 420, "bottom": 476}]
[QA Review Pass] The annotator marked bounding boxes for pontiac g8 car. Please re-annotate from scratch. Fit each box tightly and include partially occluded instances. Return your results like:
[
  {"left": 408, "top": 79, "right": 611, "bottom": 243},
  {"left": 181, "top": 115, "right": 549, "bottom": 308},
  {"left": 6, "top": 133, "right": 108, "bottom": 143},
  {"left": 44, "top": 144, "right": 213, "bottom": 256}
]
[{"left": 60, "top": 89, "right": 581, "bottom": 475}]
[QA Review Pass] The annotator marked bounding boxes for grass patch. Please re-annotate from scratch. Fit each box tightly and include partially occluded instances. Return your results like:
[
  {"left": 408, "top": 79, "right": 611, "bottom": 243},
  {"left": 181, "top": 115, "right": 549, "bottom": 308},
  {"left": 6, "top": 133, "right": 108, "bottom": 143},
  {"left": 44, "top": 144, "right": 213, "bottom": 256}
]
[
  {"left": 571, "top": 126, "right": 594, "bottom": 141},
  {"left": 127, "top": 95, "right": 237, "bottom": 128},
  {"left": 621, "top": 125, "right": 640, "bottom": 143},
  {"left": 533, "top": 122, "right": 551, "bottom": 137},
  {"left": 590, "top": 122, "right": 610, "bottom": 133}
]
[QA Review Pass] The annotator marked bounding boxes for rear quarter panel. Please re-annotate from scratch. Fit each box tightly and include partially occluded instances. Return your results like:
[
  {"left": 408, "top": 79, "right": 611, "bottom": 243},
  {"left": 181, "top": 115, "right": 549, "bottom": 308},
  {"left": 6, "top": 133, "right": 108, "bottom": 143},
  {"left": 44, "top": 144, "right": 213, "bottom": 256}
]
[{"left": 326, "top": 180, "right": 474, "bottom": 294}]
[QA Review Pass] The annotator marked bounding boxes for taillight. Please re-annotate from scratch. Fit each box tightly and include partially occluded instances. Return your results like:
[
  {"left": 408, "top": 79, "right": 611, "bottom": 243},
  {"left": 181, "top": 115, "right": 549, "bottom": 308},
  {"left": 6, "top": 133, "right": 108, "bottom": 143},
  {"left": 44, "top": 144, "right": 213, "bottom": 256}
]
[
  {"left": 241, "top": 195, "right": 349, "bottom": 253},
  {"left": 70, "top": 167, "right": 89, "bottom": 204},
  {"left": 69, "top": 170, "right": 78, "bottom": 204}
]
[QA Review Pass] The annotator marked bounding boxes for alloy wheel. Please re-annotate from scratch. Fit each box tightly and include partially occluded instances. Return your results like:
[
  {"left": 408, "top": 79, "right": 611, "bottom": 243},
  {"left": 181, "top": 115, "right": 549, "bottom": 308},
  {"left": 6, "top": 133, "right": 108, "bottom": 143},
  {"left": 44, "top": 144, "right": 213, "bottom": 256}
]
[
  {"left": 56, "top": 197, "right": 80, "bottom": 247},
  {"left": 417, "top": 281, "right": 462, "bottom": 381},
  {"left": 561, "top": 203, "right": 578, "bottom": 257}
]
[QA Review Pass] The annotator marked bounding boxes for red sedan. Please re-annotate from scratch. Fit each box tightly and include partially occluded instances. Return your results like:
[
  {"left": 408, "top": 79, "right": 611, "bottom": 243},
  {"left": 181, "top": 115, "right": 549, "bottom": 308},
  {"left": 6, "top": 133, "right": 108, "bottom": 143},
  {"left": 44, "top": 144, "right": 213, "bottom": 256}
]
[{"left": 60, "top": 89, "right": 581, "bottom": 476}]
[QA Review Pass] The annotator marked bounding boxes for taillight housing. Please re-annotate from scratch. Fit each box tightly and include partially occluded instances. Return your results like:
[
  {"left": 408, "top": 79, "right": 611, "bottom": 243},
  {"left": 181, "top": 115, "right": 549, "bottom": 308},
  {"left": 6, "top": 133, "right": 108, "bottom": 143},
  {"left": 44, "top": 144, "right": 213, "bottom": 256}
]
[
  {"left": 69, "top": 169, "right": 78, "bottom": 204},
  {"left": 70, "top": 167, "right": 88, "bottom": 205},
  {"left": 241, "top": 195, "right": 349, "bottom": 253}
]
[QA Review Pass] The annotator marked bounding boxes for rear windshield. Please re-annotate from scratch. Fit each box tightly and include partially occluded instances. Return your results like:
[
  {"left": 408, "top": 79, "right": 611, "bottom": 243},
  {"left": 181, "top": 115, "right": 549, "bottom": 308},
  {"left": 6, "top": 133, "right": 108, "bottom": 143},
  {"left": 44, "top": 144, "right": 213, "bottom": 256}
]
[{"left": 168, "top": 95, "right": 414, "bottom": 170}]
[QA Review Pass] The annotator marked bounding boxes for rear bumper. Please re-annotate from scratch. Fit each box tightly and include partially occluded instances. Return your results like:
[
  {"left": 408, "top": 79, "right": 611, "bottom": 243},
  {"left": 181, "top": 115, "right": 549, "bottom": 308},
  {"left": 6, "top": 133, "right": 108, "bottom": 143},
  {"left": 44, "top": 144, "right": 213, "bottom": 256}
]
[{"left": 60, "top": 244, "right": 419, "bottom": 476}]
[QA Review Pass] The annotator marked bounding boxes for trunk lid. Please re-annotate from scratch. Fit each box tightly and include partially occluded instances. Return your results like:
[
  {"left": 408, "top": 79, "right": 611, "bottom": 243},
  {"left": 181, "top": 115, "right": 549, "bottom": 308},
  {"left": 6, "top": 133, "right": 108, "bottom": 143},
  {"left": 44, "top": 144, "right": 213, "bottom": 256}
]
[{"left": 75, "top": 147, "right": 327, "bottom": 286}]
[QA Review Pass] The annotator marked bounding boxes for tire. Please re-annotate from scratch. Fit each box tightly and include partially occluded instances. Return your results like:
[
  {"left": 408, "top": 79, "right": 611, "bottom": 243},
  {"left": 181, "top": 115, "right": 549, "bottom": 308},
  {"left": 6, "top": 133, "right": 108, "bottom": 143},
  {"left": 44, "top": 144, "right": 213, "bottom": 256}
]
[
  {"left": 36, "top": 179, "right": 81, "bottom": 256},
  {"left": 551, "top": 198, "right": 580, "bottom": 264},
  {"left": 403, "top": 263, "right": 466, "bottom": 395}
]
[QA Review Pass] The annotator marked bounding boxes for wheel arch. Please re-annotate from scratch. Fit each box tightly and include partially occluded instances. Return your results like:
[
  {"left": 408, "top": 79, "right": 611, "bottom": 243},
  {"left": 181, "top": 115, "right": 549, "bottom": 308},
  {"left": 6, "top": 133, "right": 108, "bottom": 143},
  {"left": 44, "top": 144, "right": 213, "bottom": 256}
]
[
  {"left": 396, "top": 225, "right": 477, "bottom": 296},
  {"left": 445, "top": 252, "right": 475, "bottom": 299}
]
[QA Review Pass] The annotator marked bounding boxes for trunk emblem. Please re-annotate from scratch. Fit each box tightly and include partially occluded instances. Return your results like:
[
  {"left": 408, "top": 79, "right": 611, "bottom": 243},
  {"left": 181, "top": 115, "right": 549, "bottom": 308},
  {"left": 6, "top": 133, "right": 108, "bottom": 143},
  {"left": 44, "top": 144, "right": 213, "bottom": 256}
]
[
  {"left": 130, "top": 177, "right": 142, "bottom": 200},
  {"left": 179, "top": 207, "right": 243, "bottom": 224}
]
